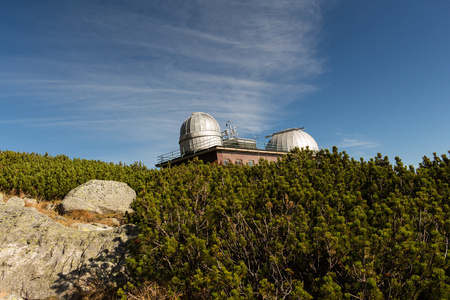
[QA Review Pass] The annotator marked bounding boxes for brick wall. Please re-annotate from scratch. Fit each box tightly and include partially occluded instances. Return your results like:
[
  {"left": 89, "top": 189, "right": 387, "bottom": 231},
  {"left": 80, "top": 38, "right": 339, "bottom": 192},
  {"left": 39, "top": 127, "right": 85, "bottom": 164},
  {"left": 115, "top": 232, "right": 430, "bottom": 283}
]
[
  {"left": 217, "top": 149, "right": 283, "bottom": 165},
  {"left": 158, "top": 147, "right": 285, "bottom": 167}
]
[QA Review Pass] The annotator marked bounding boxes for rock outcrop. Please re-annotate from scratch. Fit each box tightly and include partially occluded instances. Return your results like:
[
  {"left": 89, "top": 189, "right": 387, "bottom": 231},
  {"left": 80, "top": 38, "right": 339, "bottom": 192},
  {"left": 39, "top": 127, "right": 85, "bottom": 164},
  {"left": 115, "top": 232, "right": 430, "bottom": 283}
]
[
  {"left": 4, "top": 197, "right": 24, "bottom": 207},
  {"left": 59, "top": 180, "right": 135, "bottom": 214},
  {"left": 0, "top": 204, "right": 138, "bottom": 300}
]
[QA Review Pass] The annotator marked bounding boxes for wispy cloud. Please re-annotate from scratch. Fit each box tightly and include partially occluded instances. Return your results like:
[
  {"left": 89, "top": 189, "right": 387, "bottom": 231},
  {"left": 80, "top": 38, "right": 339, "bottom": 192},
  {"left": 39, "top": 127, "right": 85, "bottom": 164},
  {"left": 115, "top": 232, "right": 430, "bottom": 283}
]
[
  {"left": 0, "top": 0, "right": 325, "bottom": 165},
  {"left": 334, "top": 134, "right": 381, "bottom": 160},
  {"left": 338, "top": 138, "right": 380, "bottom": 149}
]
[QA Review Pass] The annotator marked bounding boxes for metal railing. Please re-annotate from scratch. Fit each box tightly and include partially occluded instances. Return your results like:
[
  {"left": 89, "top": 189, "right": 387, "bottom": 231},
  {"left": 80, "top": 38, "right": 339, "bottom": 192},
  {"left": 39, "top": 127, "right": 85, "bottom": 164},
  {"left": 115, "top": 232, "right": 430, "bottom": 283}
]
[
  {"left": 157, "top": 149, "right": 183, "bottom": 165},
  {"left": 157, "top": 136, "right": 220, "bottom": 165},
  {"left": 157, "top": 136, "right": 290, "bottom": 165}
]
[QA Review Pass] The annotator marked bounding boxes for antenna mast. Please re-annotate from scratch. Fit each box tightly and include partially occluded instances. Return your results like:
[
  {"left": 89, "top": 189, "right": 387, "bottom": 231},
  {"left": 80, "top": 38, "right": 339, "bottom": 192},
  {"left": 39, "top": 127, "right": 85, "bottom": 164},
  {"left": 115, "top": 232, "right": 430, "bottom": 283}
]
[{"left": 222, "top": 121, "right": 238, "bottom": 139}]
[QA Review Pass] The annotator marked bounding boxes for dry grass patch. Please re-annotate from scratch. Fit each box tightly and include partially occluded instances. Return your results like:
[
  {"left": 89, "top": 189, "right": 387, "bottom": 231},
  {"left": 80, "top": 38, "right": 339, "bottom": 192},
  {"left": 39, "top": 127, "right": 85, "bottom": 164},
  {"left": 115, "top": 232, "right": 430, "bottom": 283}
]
[
  {"left": 2, "top": 191, "right": 126, "bottom": 228},
  {"left": 76, "top": 280, "right": 182, "bottom": 300},
  {"left": 64, "top": 210, "right": 125, "bottom": 226},
  {"left": 21, "top": 199, "right": 125, "bottom": 228},
  {"left": 25, "top": 200, "right": 60, "bottom": 218},
  {"left": 63, "top": 209, "right": 98, "bottom": 222},
  {"left": 125, "top": 281, "right": 182, "bottom": 300}
]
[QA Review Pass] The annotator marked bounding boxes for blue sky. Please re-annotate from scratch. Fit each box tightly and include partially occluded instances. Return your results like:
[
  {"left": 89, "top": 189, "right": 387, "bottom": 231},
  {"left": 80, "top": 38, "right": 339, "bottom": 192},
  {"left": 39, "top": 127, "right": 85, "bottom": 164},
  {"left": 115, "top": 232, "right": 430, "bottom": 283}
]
[{"left": 1, "top": 0, "right": 449, "bottom": 168}]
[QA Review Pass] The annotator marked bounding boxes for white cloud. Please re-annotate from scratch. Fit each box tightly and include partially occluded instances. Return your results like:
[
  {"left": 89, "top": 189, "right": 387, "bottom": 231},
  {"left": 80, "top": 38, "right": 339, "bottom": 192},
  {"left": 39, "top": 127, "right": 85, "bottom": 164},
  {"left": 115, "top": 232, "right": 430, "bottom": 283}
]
[
  {"left": 330, "top": 134, "right": 381, "bottom": 161},
  {"left": 0, "top": 0, "right": 326, "bottom": 165},
  {"left": 338, "top": 138, "right": 380, "bottom": 149}
]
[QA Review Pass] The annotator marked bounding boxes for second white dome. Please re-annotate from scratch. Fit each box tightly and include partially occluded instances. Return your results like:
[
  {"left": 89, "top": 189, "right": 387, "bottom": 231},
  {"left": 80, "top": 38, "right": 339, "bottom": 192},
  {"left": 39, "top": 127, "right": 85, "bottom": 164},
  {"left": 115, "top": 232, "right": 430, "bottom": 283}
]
[{"left": 266, "top": 128, "right": 319, "bottom": 152}]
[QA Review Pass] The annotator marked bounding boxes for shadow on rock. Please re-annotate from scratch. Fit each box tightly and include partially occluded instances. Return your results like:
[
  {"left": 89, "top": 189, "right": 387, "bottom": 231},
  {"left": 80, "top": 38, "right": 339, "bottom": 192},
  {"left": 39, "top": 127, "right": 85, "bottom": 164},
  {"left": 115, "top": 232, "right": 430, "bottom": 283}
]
[{"left": 0, "top": 206, "right": 138, "bottom": 300}]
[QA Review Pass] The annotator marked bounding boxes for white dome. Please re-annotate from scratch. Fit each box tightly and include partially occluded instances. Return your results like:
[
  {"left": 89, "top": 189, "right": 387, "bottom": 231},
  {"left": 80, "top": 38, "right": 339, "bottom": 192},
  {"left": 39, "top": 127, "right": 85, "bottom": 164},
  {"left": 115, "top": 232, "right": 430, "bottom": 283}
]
[
  {"left": 179, "top": 112, "right": 222, "bottom": 154},
  {"left": 266, "top": 128, "right": 319, "bottom": 152}
]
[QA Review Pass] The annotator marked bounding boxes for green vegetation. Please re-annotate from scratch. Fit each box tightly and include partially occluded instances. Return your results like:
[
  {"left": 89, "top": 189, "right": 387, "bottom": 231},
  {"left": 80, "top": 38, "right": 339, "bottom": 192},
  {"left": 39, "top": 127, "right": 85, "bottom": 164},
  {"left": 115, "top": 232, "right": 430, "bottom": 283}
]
[
  {"left": 0, "top": 150, "right": 155, "bottom": 200},
  {"left": 127, "top": 148, "right": 450, "bottom": 299},
  {"left": 1, "top": 148, "right": 450, "bottom": 299}
]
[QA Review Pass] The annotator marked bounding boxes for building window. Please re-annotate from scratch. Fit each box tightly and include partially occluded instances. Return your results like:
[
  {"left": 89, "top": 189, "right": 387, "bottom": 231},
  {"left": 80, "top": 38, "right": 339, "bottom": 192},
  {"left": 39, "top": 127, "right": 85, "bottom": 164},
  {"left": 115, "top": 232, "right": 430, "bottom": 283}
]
[
  {"left": 248, "top": 160, "right": 254, "bottom": 166},
  {"left": 223, "top": 159, "right": 230, "bottom": 165},
  {"left": 236, "top": 159, "right": 243, "bottom": 166}
]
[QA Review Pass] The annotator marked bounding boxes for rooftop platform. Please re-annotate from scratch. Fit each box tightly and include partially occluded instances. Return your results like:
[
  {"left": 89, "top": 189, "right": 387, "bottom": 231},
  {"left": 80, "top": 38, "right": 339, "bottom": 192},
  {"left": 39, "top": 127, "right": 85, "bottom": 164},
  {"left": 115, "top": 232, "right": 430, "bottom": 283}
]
[{"left": 156, "top": 137, "right": 289, "bottom": 168}]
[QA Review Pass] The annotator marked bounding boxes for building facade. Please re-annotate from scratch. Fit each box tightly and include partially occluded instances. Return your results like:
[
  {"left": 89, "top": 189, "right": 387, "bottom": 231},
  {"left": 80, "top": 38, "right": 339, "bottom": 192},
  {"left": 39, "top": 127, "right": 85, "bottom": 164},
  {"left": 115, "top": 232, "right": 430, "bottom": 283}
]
[{"left": 156, "top": 112, "right": 319, "bottom": 168}]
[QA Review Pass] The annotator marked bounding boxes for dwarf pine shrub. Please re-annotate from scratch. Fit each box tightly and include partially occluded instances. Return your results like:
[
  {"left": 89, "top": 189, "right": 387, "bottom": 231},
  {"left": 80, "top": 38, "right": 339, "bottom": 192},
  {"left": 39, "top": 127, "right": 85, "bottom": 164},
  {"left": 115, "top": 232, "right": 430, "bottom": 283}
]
[{"left": 126, "top": 149, "right": 450, "bottom": 299}]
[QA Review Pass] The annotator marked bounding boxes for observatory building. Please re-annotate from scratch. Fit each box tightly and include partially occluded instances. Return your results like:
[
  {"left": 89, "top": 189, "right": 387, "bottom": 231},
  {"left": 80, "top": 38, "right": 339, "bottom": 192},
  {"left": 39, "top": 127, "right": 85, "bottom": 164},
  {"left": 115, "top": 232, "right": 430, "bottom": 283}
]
[{"left": 156, "top": 112, "right": 319, "bottom": 168}]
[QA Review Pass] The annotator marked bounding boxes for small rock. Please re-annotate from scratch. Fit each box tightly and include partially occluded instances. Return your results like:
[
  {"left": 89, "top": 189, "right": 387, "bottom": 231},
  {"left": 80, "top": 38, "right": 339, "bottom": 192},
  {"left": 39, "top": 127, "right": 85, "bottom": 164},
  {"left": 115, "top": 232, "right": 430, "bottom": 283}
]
[
  {"left": 0, "top": 294, "right": 25, "bottom": 300},
  {"left": 101, "top": 218, "right": 121, "bottom": 226},
  {"left": 93, "top": 222, "right": 115, "bottom": 229},
  {"left": 6, "top": 197, "right": 25, "bottom": 207},
  {"left": 0, "top": 192, "right": 5, "bottom": 203},
  {"left": 53, "top": 216, "right": 68, "bottom": 221},
  {"left": 70, "top": 223, "right": 110, "bottom": 231},
  {"left": 23, "top": 197, "right": 37, "bottom": 205},
  {"left": 45, "top": 203, "right": 57, "bottom": 211}
]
